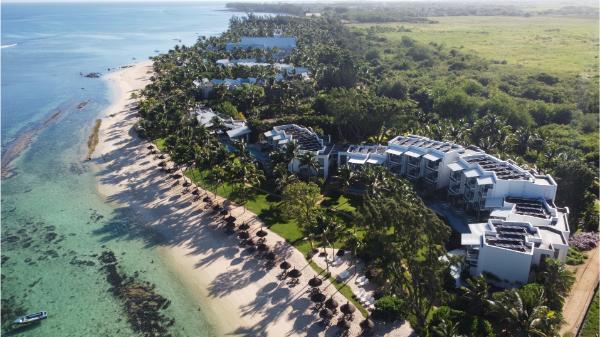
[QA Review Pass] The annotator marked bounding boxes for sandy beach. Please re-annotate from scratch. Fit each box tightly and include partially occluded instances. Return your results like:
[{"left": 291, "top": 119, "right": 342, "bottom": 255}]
[{"left": 91, "top": 62, "right": 390, "bottom": 337}]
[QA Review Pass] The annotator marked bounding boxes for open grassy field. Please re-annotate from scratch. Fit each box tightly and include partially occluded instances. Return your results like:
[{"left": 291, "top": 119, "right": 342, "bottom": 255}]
[{"left": 351, "top": 16, "right": 599, "bottom": 76}]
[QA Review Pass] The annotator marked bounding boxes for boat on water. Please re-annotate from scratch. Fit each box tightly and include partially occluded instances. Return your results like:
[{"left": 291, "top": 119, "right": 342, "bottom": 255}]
[{"left": 13, "top": 311, "right": 48, "bottom": 325}]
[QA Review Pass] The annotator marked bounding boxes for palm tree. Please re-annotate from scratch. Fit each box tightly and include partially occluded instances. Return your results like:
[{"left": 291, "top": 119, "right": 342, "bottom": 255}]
[
  {"left": 208, "top": 165, "right": 228, "bottom": 198},
  {"left": 430, "top": 317, "right": 465, "bottom": 337},
  {"left": 298, "top": 152, "right": 319, "bottom": 180},
  {"left": 535, "top": 258, "right": 574, "bottom": 311},
  {"left": 460, "top": 275, "right": 490, "bottom": 316},
  {"left": 488, "top": 285, "right": 562, "bottom": 337}
]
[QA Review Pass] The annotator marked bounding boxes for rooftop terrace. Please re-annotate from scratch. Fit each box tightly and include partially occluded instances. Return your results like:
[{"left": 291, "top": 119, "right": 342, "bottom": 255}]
[
  {"left": 505, "top": 197, "right": 551, "bottom": 219},
  {"left": 465, "top": 155, "right": 531, "bottom": 180},
  {"left": 272, "top": 125, "right": 323, "bottom": 152},
  {"left": 389, "top": 135, "right": 464, "bottom": 153},
  {"left": 485, "top": 222, "right": 537, "bottom": 252}
]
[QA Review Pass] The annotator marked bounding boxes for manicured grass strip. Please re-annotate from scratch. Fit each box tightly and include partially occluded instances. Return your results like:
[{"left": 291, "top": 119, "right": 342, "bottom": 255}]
[
  {"left": 153, "top": 138, "right": 167, "bottom": 151},
  {"left": 183, "top": 167, "right": 365, "bottom": 312},
  {"left": 580, "top": 289, "right": 599, "bottom": 337},
  {"left": 184, "top": 168, "right": 311, "bottom": 256},
  {"left": 309, "top": 260, "right": 368, "bottom": 318}
]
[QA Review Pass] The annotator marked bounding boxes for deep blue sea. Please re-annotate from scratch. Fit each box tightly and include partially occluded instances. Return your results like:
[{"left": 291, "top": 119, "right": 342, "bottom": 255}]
[{"left": 1, "top": 3, "right": 239, "bottom": 336}]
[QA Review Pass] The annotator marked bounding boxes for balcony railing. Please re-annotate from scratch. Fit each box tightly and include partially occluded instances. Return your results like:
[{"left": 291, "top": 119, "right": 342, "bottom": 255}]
[
  {"left": 407, "top": 167, "right": 420, "bottom": 178},
  {"left": 450, "top": 172, "right": 462, "bottom": 182},
  {"left": 425, "top": 172, "right": 438, "bottom": 183},
  {"left": 449, "top": 183, "right": 461, "bottom": 194},
  {"left": 407, "top": 157, "right": 421, "bottom": 167},
  {"left": 426, "top": 161, "right": 440, "bottom": 170}
]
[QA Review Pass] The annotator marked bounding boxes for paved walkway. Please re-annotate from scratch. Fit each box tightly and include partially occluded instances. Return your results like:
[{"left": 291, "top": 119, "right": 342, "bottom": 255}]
[{"left": 561, "top": 247, "right": 599, "bottom": 336}]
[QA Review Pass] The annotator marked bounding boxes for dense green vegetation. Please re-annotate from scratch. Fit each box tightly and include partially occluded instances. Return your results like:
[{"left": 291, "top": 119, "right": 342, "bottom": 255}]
[{"left": 136, "top": 11, "right": 592, "bottom": 335}]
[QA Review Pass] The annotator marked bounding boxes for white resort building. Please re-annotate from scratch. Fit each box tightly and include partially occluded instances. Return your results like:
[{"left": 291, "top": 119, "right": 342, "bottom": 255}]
[
  {"left": 263, "top": 124, "right": 335, "bottom": 179},
  {"left": 192, "top": 106, "right": 250, "bottom": 141},
  {"left": 336, "top": 134, "right": 569, "bottom": 286}
]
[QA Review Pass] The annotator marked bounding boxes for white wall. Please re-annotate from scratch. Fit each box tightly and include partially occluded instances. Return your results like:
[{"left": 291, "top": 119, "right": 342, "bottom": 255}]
[{"left": 476, "top": 245, "right": 533, "bottom": 285}]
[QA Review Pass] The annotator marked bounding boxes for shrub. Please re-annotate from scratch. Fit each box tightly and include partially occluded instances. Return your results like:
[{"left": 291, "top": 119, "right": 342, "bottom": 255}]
[
  {"left": 569, "top": 232, "right": 599, "bottom": 251},
  {"left": 372, "top": 295, "right": 406, "bottom": 322},
  {"left": 567, "top": 247, "right": 586, "bottom": 265}
]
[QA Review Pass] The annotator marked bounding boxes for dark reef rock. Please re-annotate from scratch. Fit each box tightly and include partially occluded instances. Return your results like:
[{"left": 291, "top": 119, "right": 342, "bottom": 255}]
[
  {"left": 98, "top": 250, "right": 174, "bottom": 337},
  {"left": 83, "top": 72, "right": 101, "bottom": 78}
]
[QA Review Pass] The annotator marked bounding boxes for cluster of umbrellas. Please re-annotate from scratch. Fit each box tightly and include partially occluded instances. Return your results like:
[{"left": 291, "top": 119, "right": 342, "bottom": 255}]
[{"left": 145, "top": 142, "right": 376, "bottom": 336}]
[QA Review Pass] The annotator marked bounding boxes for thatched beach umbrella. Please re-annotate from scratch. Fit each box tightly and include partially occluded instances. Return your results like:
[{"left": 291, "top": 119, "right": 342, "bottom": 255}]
[
  {"left": 257, "top": 243, "right": 268, "bottom": 252},
  {"left": 147, "top": 145, "right": 154, "bottom": 150},
  {"left": 226, "top": 216, "right": 236, "bottom": 223},
  {"left": 288, "top": 268, "right": 301, "bottom": 279},
  {"left": 225, "top": 221, "right": 236, "bottom": 229},
  {"left": 219, "top": 209, "right": 228, "bottom": 216},
  {"left": 238, "top": 231, "right": 250, "bottom": 240},
  {"left": 192, "top": 189, "right": 200, "bottom": 196},
  {"left": 340, "top": 302, "right": 356, "bottom": 315},
  {"left": 308, "top": 276, "right": 323, "bottom": 288},
  {"left": 279, "top": 260, "right": 291, "bottom": 271},
  {"left": 310, "top": 292, "right": 326, "bottom": 304},
  {"left": 182, "top": 180, "right": 191, "bottom": 187},
  {"left": 360, "top": 317, "right": 375, "bottom": 331},
  {"left": 319, "top": 308, "right": 333, "bottom": 320},
  {"left": 337, "top": 319, "right": 351, "bottom": 330},
  {"left": 238, "top": 223, "right": 250, "bottom": 231},
  {"left": 213, "top": 205, "right": 221, "bottom": 211},
  {"left": 158, "top": 154, "right": 165, "bottom": 159},
  {"left": 203, "top": 196, "right": 211, "bottom": 203},
  {"left": 256, "top": 229, "right": 268, "bottom": 238},
  {"left": 325, "top": 297, "right": 339, "bottom": 310},
  {"left": 158, "top": 161, "right": 166, "bottom": 167},
  {"left": 265, "top": 252, "right": 276, "bottom": 260}
]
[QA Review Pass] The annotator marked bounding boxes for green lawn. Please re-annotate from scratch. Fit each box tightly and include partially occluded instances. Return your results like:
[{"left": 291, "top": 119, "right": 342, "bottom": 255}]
[
  {"left": 580, "top": 289, "right": 599, "bottom": 337},
  {"left": 185, "top": 168, "right": 325, "bottom": 256},
  {"left": 184, "top": 167, "right": 367, "bottom": 315},
  {"left": 351, "top": 16, "right": 599, "bottom": 76}
]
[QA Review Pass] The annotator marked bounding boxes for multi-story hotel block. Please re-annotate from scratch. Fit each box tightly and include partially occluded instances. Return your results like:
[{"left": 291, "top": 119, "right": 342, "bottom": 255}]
[{"left": 335, "top": 134, "right": 569, "bottom": 286}]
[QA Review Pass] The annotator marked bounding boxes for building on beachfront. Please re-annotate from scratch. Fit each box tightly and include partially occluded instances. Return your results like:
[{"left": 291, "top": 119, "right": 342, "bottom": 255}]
[
  {"left": 385, "top": 135, "right": 468, "bottom": 190},
  {"left": 193, "top": 77, "right": 259, "bottom": 99},
  {"left": 461, "top": 210, "right": 569, "bottom": 286},
  {"left": 191, "top": 106, "right": 250, "bottom": 141},
  {"left": 215, "top": 59, "right": 311, "bottom": 80},
  {"left": 337, "top": 144, "right": 388, "bottom": 170},
  {"left": 226, "top": 36, "right": 297, "bottom": 52},
  {"left": 335, "top": 134, "right": 569, "bottom": 286},
  {"left": 263, "top": 124, "right": 335, "bottom": 179},
  {"left": 446, "top": 152, "right": 557, "bottom": 214}
]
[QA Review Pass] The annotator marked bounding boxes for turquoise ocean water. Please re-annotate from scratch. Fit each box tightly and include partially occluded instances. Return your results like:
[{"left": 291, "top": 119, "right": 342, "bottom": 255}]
[{"left": 1, "top": 3, "right": 239, "bottom": 336}]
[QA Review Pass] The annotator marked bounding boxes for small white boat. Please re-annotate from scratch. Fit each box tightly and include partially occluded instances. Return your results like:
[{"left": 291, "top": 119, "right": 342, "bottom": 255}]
[{"left": 13, "top": 311, "right": 47, "bottom": 325}]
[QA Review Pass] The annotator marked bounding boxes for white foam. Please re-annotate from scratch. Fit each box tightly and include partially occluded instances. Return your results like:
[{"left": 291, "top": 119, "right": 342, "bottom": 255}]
[{"left": 1, "top": 43, "right": 17, "bottom": 49}]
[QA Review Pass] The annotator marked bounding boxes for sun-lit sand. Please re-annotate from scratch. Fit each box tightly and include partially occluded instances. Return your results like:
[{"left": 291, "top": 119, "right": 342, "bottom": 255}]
[{"left": 90, "top": 62, "right": 403, "bottom": 337}]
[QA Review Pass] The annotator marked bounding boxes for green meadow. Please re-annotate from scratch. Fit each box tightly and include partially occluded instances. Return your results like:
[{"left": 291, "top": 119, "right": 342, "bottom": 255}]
[{"left": 352, "top": 16, "right": 599, "bottom": 76}]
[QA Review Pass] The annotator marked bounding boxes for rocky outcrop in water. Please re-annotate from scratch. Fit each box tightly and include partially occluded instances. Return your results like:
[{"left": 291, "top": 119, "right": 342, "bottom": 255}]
[
  {"left": 98, "top": 251, "right": 174, "bottom": 337},
  {"left": 82, "top": 72, "right": 101, "bottom": 78}
]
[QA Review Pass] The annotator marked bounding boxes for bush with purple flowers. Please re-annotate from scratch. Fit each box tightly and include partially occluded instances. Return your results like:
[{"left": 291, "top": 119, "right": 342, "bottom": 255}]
[{"left": 569, "top": 232, "right": 600, "bottom": 251}]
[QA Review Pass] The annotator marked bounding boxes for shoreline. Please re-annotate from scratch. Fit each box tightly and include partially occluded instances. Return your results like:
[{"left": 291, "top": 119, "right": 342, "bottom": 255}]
[{"left": 91, "top": 62, "right": 372, "bottom": 336}]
